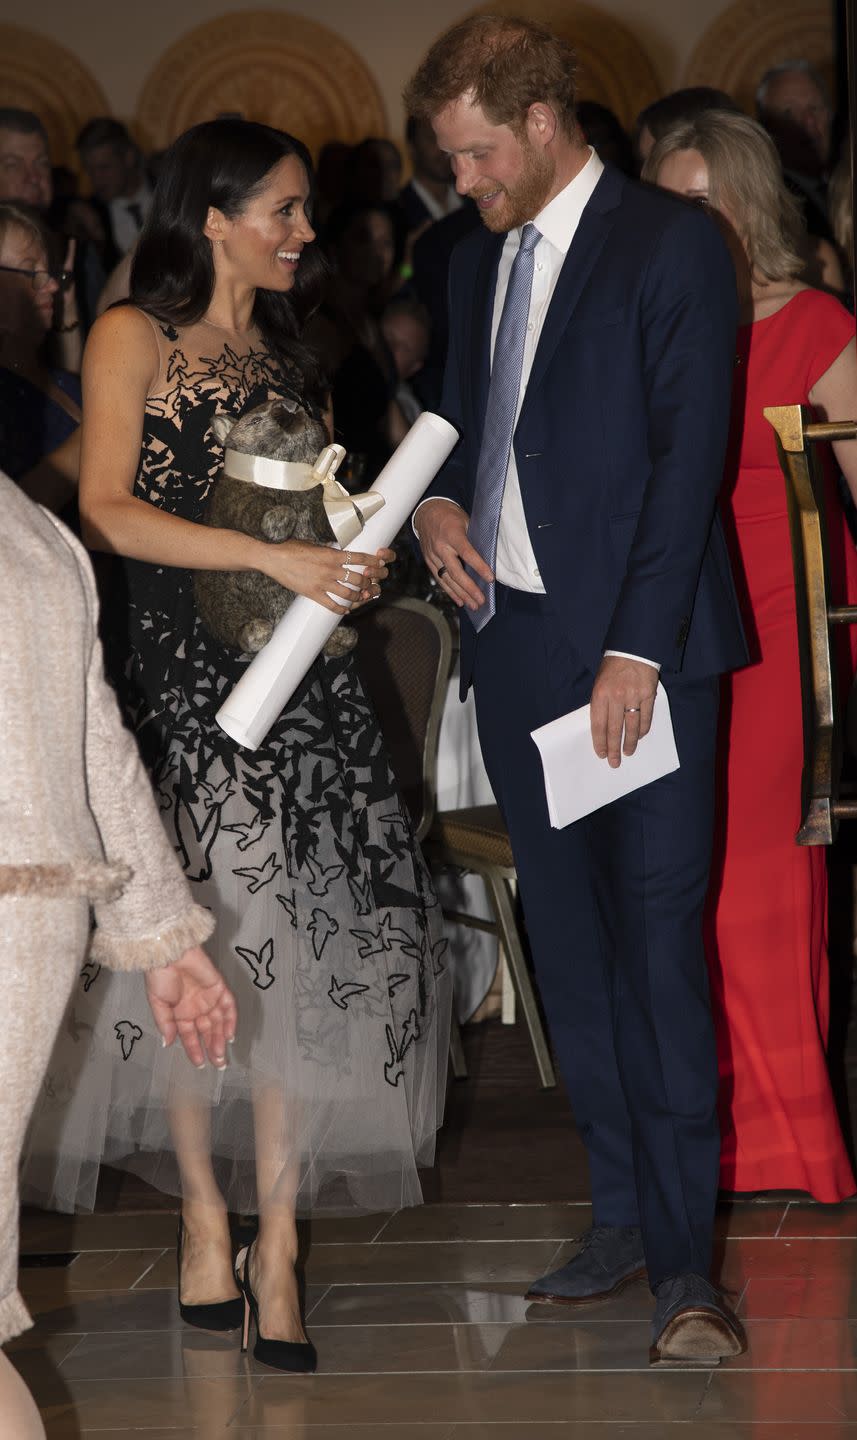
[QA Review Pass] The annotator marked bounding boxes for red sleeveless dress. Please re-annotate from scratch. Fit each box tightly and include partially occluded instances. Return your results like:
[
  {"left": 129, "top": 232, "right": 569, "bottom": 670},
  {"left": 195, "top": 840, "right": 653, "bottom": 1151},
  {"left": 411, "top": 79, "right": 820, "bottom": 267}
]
[{"left": 707, "top": 287, "right": 857, "bottom": 1201}]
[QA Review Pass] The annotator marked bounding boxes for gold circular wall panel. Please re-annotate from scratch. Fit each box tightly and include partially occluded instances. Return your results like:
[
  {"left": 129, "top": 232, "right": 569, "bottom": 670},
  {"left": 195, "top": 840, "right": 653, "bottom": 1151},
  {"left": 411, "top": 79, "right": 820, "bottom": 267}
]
[
  {"left": 135, "top": 10, "right": 387, "bottom": 159},
  {"left": 467, "top": 1, "right": 662, "bottom": 130},
  {"left": 682, "top": 0, "right": 835, "bottom": 115},
  {"left": 0, "top": 24, "right": 110, "bottom": 170}
]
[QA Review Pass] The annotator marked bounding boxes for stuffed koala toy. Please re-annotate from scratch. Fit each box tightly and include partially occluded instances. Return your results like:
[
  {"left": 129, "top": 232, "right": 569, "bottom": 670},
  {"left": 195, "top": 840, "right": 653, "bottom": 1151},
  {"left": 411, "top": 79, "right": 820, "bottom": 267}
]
[{"left": 195, "top": 398, "right": 381, "bottom": 659}]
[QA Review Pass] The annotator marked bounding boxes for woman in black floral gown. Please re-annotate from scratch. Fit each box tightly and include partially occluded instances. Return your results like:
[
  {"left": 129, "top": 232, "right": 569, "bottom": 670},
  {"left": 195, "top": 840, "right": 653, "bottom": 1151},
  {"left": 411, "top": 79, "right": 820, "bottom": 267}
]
[{"left": 22, "top": 121, "right": 451, "bottom": 1368}]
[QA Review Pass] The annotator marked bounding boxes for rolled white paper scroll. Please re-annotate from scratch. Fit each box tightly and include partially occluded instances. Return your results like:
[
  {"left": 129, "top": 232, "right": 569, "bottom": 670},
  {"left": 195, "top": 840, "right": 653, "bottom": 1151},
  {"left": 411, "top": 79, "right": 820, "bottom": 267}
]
[{"left": 216, "top": 411, "right": 459, "bottom": 749}]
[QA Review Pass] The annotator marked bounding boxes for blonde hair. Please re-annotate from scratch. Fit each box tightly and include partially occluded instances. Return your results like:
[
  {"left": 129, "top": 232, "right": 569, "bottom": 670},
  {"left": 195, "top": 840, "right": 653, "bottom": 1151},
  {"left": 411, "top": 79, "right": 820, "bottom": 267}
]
[
  {"left": 642, "top": 109, "right": 805, "bottom": 283},
  {"left": 0, "top": 200, "right": 52, "bottom": 265}
]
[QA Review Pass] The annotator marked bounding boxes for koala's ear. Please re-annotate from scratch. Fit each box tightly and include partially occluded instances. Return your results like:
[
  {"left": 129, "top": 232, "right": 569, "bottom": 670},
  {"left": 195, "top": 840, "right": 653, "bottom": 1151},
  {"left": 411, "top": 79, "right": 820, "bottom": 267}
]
[
  {"left": 270, "top": 398, "right": 300, "bottom": 423},
  {"left": 210, "top": 414, "right": 234, "bottom": 447}
]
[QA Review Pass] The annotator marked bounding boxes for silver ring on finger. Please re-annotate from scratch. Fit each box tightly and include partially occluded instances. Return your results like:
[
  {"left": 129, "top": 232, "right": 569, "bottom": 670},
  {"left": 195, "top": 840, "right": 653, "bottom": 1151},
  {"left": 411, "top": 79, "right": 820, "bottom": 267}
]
[
  {"left": 437, "top": 564, "right": 448, "bottom": 579},
  {"left": 624, "top": 706, "right": 641, "bottom": 714}
]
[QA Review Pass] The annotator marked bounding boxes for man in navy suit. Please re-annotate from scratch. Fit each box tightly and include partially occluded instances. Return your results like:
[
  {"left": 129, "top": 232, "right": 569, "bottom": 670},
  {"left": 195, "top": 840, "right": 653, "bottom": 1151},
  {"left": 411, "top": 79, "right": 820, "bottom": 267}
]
[{"left": 405, "top": 17, "right": 749, "bottom": 1364}]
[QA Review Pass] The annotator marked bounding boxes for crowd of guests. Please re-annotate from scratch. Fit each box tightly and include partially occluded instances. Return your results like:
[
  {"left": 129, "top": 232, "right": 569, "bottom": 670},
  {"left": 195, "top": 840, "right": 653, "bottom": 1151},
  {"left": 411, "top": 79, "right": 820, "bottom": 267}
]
[
  {"left": 1, "top": 61, "right": 852, "bottom": 491},
  {"left": 1, "top": 38, "right": 857, "bottom": 1428}
]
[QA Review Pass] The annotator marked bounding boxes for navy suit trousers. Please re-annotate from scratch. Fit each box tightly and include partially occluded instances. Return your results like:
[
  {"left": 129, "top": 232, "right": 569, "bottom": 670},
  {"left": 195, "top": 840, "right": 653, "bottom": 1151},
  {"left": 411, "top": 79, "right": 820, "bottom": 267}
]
[{"left": 473, "top": 585, "right": 721, "bottom": 1288}]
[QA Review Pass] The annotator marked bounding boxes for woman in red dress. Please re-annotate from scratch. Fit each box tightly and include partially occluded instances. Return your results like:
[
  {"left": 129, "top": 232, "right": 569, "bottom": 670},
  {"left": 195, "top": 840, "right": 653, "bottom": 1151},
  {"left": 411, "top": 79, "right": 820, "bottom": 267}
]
[{"left": 647, "top": 109, "right": 857, "bottom": 1201}]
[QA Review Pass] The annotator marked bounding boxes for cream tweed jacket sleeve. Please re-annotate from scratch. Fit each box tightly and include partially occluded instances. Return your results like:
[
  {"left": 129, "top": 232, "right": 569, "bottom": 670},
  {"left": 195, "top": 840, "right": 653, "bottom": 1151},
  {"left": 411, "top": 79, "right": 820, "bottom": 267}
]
[{"left": 0, "top": 471, "right": 213, "bottom": 965}]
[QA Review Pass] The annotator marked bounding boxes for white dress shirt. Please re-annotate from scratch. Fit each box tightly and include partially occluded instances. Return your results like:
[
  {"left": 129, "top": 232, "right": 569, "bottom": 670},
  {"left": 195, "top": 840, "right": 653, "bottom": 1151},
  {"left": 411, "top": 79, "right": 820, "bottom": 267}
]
[
  {"left": 491, "top": 148, "right": 603, "bottom": 591},
  {"left": 417, "top": 148, "right": 657, "bottom": 669},
  {"left": 109, "top": 181, "right": 153, "bottom": 256},
  {"left": 410, "top": 178, "right": 462, "bottom": 223}
]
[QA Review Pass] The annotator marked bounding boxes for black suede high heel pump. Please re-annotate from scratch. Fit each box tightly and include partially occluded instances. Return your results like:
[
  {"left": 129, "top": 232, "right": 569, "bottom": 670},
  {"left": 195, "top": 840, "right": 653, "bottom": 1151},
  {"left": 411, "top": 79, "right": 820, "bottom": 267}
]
[
  {"left": 177, "top": 1217, "right": 243, "bottom": 1332},
  {"left": 235, "top": 1242, "right": 317, "bottom": 1373}
]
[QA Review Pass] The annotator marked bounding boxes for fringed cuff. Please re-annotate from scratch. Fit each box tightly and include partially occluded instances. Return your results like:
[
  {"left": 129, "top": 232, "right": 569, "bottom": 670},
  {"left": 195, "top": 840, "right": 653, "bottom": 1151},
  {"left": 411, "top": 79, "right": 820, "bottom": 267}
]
[
  {"left": 0, "top": 860, "right": 131, "bottom": 902},
  {"left": 91, "top": 903, "right": 215, "bottom": 972},
  {"left": 0, "top": 1288, "right": 32, "bottom": 1345}
]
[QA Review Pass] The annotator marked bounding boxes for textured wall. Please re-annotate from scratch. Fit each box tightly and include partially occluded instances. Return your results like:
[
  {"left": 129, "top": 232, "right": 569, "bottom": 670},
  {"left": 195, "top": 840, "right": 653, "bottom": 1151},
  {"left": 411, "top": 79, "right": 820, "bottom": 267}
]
[
  {"left": 0, "top": 0, "right": 834, "bottom": 163},
  {"left": 0, "top": 0, "right": 735, "bottom": 137}
]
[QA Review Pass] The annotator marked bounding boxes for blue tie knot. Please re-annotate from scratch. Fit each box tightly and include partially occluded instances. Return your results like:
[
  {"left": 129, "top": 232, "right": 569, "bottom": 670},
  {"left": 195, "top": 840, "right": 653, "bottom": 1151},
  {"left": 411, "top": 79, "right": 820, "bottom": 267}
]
[{"left": 520, "top": 223, "right": 541, "bottom": 255}]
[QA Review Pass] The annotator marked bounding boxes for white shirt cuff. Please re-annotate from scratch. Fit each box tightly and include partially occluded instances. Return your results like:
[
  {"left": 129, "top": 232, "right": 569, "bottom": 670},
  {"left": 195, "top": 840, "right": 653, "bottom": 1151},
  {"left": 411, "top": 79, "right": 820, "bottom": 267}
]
[{"left": 604, "top": 650, "right": 661, "bottom": 672}]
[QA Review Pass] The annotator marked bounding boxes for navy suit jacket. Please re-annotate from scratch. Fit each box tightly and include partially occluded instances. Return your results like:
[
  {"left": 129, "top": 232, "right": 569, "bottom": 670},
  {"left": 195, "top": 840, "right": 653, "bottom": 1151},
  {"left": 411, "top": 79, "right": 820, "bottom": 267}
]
[{"left": 427, "top": 165, "right": 749, "bottom": 691}]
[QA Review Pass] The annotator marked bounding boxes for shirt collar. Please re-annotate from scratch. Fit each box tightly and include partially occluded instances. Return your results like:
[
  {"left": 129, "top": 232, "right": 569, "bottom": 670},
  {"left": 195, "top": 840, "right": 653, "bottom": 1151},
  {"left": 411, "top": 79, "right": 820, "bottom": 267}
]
[
  {"left": 411, "top": 177, "right": 460, "bottom": 221},
  {"left": 112, "top": 181, "right": 151, "bottom": 213},
  {"left": 510, "top": 147, "right": 604, "bottom": 255}
]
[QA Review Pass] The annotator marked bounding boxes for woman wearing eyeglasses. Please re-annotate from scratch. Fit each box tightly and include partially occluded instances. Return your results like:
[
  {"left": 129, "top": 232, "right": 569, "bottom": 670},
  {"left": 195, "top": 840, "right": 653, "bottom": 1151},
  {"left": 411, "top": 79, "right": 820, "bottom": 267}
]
[{"left": 0, "top": 201, "right": 80, "bottom": 489}]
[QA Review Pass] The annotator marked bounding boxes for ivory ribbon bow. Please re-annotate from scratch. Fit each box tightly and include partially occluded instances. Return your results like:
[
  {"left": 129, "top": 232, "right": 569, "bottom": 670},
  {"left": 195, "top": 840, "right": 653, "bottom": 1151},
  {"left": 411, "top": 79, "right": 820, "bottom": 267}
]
[{"left": 223, "top": 442, "right": 385, "bottom": 547}]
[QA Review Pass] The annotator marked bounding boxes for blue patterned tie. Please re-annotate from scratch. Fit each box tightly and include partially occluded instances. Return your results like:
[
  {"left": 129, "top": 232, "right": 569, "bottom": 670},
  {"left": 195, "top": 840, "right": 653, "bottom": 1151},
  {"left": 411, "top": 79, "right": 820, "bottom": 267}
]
[{"left": 467, "top": 222, "right": 542, "bottom": 631}]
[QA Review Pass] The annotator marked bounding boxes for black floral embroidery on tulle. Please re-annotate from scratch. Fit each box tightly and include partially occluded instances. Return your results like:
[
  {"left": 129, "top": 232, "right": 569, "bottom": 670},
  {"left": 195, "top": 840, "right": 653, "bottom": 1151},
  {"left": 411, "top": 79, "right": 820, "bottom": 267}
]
[
  {"left": 97, "top": 339, "right": 438, "bottom": 1090},
  {"left": 237, "top": 939, "right": 276, "bottom": 990},
  {"left": 80, "top": 959, "right": 102, "bottom": 992},
  {"left": 328, "top": 975, "right": 371, "bottom": 1010},
  {"left": 308, "top": 908, "right": 339, "bottom": 960},
  {"left": 115, "top": 1021, "right": 143, "bottom": 1060},
  {"left": 384, "top": 1009, "right": 421, "bottom": 1088}
]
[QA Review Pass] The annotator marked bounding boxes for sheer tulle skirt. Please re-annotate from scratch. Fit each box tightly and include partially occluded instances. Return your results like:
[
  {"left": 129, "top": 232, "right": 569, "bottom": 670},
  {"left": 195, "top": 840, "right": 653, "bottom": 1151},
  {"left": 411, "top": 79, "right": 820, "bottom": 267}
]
[{"left": 22, "top": 654, "right": 451, "bottom": 1215}]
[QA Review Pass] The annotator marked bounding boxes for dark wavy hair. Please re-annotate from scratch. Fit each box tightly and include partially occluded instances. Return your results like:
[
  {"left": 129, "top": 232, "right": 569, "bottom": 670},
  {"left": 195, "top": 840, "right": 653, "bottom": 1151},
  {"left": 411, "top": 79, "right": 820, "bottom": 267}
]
[{"left": 129, "top": 119, "right": 327, "bottom": 398}]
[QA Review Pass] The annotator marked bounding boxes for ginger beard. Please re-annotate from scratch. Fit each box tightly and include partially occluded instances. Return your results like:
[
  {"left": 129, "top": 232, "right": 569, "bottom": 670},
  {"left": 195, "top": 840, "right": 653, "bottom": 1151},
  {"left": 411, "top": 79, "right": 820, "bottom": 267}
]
[{"left": 474, "top": 131, "right": 555, "bottom": 234}]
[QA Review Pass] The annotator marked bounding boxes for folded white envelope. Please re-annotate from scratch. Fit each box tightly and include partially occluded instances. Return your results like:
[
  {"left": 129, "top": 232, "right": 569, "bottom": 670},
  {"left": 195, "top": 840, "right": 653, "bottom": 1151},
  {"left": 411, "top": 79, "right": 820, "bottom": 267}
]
[{"left": 531, "top": 681, "right": 680, "bottom": 828}]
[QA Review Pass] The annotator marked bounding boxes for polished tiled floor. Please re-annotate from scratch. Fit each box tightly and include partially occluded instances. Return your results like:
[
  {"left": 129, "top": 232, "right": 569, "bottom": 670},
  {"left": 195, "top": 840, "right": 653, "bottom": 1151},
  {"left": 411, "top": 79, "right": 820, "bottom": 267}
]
[
  {"left": 13, "top": 1002, "right": 857, "bottom": 1436},
  {"left": 11, "top": 1195, "right": 857, "bottom": 1437}
]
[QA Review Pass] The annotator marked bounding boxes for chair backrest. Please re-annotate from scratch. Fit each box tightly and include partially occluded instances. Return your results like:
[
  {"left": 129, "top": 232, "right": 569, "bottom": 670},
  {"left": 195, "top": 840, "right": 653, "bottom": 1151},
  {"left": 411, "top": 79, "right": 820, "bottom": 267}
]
[
  {"left": 765, "top": 403, "right": 857, "bottom": 843},
  {"left": 351, "top": 597, "right": 453, "bottom": 842}
]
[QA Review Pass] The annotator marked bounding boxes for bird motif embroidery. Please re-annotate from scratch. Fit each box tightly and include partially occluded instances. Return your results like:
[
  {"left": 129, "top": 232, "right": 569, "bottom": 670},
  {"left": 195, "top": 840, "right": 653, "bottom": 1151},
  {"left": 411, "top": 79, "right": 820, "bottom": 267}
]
[
  {"left": 275, "top": 891, "right": 298, "bottom": 928},
  {"left": 378, "top": 811, "right": 408, "bottom": 828},
  {"left": 429, "top": 936, "right": 448, "bottom": 976},
  {"left": 328, "top": 975, "right": 370, "bottom": 1010},
  {"left": 222, "top": 811, "right": 267, "bottom": 851},
  {"left": 308, "top": 908, "right": 339, "bottom": 961},
  {"left": 115, "top": 1020, "right": 143, "bottom": 1061},
  {"left": 197, "top": 775, "right": 235, "bottom": 809},
  {"left": 384, "top": 1009, "right": 421, "bottom": 1087},
  {"left": 236, "top": 938, "right": 276, "bottom": 989},
  {"left": 305, "top": 853, "right": 345, "bottom": 897},
  {"left": 80, "top": 959, "right": 102, "bottom": 993},
  {"left": 350, "top": 913, "right": 418, "bottom": 960},
  {"left": 347, "top": 871, "right": 373, "bottom": 917},
  {"left": 233, "top": 852, "right": 282, "bottom": 893},
  {"left": 387, "top": 972, "right": 411, "bottom": 998}
]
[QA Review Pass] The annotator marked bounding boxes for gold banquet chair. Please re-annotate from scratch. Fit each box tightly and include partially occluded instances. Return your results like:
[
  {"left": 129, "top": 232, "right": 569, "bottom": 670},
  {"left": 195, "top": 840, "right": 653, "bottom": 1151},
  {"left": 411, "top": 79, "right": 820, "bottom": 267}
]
[
  {"left": 423, "top": 802, "right": 556, "bottom": 1088},
  {"left": 765, "top": 403, "right": 857, "bottom": 843},
  {"left": 352, "top": 597, "right": 556, "bottom": 1088}
]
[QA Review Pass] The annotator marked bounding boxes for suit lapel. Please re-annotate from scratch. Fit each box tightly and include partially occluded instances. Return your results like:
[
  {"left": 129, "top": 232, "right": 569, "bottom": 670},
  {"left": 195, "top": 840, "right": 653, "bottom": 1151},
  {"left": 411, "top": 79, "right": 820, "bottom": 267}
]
[
  {"left": 526, "top": 167, "right": 623, "bottom": 397},
  {"left": 471, "top": 233, "right": 503, "bottom": 429}
]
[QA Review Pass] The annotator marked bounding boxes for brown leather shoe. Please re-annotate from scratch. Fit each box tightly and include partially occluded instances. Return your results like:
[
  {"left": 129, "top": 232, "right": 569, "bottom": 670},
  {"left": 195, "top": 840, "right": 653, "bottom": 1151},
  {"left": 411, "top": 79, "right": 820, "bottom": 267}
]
[{"left": 649, "top": 1274, "right": 746, "bottom": 1366}]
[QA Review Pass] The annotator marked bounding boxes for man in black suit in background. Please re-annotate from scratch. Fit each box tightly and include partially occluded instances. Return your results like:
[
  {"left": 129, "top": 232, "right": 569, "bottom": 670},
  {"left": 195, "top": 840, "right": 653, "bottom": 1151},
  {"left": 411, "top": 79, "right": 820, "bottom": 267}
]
[
  {"left": 400, "top": 115, "right": 464, "bottom": 232},
  {"left": 77, "top": 118, "right": 153, "bottom": 270}
]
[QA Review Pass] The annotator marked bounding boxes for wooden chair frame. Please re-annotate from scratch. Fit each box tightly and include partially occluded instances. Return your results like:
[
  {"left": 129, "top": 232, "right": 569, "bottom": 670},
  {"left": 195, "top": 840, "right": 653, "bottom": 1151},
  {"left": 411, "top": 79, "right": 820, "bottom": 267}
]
[
  {"left": 423, "top": 817, "right": 557, "bottom": 1089},
  {"left": 355, "top": 597, "right": 556, "bottom": 1088},
  {"left": 764, "top": 403, "right": 857, "bottom": 843}
]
